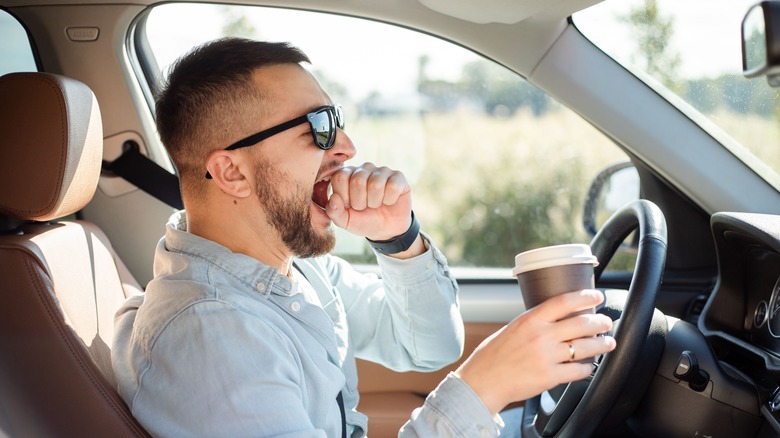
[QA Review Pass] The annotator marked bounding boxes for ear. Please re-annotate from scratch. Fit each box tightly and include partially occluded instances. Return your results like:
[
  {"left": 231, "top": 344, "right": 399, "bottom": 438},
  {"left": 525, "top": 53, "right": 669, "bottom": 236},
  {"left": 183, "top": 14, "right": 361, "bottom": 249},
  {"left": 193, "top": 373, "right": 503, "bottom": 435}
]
[{"left": 205, "top": 150, "right": 253, "bottom": 198}]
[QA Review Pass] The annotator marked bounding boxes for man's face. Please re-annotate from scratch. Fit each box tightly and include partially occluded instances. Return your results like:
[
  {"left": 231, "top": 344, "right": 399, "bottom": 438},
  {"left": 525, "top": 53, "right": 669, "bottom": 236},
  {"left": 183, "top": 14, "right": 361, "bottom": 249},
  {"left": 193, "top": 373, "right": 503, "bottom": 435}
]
[
  {"left": 248, "top": 64, "right": 355, "bottom": 257},
  {"left": 253, "top": 154, "right": 335, "bottom": 258}
]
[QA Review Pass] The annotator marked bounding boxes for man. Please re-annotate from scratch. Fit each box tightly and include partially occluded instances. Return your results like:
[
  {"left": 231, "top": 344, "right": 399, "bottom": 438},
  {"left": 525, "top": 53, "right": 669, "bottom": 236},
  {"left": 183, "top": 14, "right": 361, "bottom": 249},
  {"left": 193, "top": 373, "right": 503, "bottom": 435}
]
[{"left": 112, "top": 38, "right": 615, "bottom": 438}]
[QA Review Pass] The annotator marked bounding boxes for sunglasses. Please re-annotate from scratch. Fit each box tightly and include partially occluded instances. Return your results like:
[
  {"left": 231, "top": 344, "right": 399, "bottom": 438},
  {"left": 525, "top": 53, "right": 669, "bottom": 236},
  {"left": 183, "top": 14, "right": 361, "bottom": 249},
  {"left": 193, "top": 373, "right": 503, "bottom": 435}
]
[{"left": 205, "top": 105, "right": 344, "bottom": 179}]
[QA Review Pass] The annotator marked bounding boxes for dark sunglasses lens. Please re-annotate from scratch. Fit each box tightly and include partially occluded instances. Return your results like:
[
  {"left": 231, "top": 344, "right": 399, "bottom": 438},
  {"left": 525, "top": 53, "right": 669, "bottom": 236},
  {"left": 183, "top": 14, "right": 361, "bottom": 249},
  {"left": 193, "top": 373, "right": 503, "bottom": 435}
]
[{"left": 310, "top": 109, "right": 336, "bottom": 149}]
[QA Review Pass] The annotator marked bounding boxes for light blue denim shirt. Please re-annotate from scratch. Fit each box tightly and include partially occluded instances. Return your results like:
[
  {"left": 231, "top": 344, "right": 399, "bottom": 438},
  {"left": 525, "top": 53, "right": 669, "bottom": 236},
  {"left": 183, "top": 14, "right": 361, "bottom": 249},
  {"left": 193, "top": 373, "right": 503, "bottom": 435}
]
[{"left": 112, "top": 212, "right": 503, "bottom": 437}]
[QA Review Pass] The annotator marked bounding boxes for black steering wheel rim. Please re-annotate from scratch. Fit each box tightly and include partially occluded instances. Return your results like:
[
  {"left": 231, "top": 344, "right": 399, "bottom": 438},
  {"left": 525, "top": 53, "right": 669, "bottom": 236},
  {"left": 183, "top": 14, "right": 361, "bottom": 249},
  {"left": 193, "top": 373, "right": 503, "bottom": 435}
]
[{"left": 521, "top": 199, "right": 667, "bottom": 438}]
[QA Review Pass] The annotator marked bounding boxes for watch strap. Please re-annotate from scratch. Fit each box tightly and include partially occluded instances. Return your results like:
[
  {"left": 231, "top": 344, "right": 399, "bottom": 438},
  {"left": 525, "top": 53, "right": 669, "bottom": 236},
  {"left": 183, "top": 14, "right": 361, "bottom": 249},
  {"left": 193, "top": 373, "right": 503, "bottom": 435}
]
[{"left": 366, "top": 211, "right": 420, "bottom": 255}]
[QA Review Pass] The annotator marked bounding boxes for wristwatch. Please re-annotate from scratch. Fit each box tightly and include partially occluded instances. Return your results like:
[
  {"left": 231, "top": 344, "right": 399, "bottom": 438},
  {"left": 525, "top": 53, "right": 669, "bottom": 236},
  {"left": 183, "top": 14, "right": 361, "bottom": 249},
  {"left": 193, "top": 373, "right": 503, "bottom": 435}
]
[{"left": 366, "top": 211, "right": 420, "bottom": 255}]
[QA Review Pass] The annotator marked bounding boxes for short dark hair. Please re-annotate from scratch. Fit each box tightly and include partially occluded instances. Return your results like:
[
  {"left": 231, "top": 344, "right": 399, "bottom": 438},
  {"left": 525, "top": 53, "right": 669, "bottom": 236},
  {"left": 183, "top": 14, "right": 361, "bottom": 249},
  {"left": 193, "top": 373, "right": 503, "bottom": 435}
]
[{"left": 155, "top": 38, "right": 310, "bottom": 196}]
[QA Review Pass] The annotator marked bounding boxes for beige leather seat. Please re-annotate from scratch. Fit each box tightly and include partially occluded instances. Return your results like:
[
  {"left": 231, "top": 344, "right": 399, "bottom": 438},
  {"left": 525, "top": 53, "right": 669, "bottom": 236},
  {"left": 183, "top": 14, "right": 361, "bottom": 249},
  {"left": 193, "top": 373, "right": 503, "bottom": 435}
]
[{"left": 0, "top": 72, "right": 150, "bottom": 437}]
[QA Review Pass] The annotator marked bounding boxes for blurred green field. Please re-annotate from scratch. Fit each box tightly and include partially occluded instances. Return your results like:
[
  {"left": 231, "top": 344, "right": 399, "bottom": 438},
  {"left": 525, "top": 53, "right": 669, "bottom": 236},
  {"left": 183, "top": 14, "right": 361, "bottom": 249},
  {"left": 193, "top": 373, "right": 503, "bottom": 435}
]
[
  {"left": 337, "top": 107, "right": 630, "bottom": 268},
  {"left": 334, "top": 106, "right": 780, "bottom": 271}
]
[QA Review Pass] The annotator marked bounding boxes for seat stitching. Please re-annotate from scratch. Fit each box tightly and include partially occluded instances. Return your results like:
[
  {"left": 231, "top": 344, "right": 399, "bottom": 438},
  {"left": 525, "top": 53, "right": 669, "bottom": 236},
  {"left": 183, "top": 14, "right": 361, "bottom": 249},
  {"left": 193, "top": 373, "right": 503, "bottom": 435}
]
[{"left": 21, "top": 254, "right": 148, "bottom": 435}]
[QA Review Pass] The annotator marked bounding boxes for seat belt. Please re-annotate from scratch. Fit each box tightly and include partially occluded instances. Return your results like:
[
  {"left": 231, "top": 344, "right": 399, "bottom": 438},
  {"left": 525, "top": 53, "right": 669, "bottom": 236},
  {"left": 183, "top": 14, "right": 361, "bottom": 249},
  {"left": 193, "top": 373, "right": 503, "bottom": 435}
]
[
  {"left": 101, "top": 140, "right": 184, "bottom": 210},
  {"left": 337, "top": 391, "right": 347, "bottom": 438}
]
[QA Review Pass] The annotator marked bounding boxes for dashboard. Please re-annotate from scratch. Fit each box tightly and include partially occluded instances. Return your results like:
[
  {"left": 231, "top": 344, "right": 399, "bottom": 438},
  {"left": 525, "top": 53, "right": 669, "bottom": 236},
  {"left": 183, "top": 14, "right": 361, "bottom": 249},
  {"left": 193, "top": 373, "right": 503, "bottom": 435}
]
[
  {"left": 701, "top": 213, "right": 780, "bottom": 371},
  {"left": 746, "top": 252, "right": 780, "bottom": 354},
  {"left": 596, "top": 211, "right": 780, "bottom": 437},
  {"left": 697, "top": 212, "right": 780, "bottom": 435}
]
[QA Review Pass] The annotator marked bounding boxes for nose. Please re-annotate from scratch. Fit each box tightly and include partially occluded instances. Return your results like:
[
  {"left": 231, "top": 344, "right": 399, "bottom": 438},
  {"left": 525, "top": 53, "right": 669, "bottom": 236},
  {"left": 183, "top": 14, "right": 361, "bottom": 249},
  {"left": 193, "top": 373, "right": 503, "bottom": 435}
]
[{"left": 327, "top": 128, "right": 356, "bottom": 162}]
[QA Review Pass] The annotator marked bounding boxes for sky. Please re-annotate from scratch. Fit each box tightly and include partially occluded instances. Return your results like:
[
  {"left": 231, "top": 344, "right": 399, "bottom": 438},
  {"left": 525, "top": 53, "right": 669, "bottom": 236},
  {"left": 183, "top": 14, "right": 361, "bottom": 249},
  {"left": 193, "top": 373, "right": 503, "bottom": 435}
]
[{"left": 145, "top": 4, "right": 478, "bottom": 101}]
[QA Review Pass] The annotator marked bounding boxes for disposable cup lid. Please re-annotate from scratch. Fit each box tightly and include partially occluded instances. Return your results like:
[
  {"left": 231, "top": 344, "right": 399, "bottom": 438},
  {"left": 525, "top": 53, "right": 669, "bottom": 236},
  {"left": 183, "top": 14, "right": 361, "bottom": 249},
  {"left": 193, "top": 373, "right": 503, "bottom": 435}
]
[{"left": 512, "top": 243, "right": 598, "bottom": 276}]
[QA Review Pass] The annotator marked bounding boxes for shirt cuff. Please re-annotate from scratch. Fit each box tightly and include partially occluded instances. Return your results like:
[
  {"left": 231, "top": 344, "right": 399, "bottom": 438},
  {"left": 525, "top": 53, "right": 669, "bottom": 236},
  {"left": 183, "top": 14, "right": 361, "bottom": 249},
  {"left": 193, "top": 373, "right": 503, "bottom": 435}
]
[
  {"left": 373, "top": 231, "right": 451, "bottom": 282},
  {"left": 422, "top": 372, "right": 504, "bottom": 437}
]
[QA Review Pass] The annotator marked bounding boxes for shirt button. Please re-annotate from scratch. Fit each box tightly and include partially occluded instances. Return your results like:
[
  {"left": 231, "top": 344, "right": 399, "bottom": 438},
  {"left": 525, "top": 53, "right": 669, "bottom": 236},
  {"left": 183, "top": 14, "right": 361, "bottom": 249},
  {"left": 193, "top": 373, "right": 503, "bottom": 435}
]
[
  {"left": 291, "top": 301, "right": 301, "bottom": 312},
  {"left": 256, "top": 282, "right": 266, "bottom": 292}
]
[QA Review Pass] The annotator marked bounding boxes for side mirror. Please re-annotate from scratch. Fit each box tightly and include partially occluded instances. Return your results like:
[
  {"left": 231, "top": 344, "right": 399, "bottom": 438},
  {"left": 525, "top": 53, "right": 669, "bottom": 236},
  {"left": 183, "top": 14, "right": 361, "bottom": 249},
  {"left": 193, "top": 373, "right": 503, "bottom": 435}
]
[
  {"left": 742, "top": 1, "right": 780, "bottom": 86},
  {"left": 582, "top": 161, "right": 640, "bottom": 237}
]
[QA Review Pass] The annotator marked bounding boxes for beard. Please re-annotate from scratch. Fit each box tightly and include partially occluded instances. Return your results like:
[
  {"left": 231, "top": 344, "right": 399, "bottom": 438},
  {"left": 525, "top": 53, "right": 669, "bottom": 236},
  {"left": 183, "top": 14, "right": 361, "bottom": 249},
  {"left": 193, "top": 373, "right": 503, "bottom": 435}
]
[{"left": 253, "top": 156, "right": 336, "bottom": 258}]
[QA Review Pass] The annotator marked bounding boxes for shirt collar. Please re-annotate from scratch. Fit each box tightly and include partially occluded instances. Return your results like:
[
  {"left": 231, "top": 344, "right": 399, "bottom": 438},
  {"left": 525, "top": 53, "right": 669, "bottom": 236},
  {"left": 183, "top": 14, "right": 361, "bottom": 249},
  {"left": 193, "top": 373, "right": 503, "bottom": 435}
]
[{"left": 162, "top": 211, "right": 298, "bottom": 297}]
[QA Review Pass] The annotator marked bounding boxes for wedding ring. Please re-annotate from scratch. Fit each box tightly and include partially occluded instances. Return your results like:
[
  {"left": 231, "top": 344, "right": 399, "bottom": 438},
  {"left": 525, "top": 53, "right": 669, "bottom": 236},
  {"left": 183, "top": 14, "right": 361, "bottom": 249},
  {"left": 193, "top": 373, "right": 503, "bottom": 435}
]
[{"left": 566, "top": 340, "right": 575, "bottom": 362}]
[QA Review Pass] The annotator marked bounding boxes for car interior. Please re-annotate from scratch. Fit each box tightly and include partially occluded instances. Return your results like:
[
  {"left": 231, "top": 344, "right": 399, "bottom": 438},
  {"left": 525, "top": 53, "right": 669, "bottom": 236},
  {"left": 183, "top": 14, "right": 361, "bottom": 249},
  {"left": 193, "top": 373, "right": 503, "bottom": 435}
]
[
  {"left": 0, "top": 72, "right": 148, "bottom": 436},
  {"left": 4, "top": 0, "right": 780, "bottom": 437}
]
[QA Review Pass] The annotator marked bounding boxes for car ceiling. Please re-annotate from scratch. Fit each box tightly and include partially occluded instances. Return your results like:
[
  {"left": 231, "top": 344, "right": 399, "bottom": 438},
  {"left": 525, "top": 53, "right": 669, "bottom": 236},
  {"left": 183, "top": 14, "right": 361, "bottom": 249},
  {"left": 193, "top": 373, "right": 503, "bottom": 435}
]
[{"left": 0, "top": 0, "right": 602, "bottom": 77}]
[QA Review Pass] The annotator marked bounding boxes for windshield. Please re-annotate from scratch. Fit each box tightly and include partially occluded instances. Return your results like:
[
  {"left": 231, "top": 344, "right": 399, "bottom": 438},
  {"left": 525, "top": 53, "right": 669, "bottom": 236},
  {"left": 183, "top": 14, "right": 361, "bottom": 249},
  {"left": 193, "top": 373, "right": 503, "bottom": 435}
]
[{"left": 574, "top": 0, "right": 780, "bottom": 190}]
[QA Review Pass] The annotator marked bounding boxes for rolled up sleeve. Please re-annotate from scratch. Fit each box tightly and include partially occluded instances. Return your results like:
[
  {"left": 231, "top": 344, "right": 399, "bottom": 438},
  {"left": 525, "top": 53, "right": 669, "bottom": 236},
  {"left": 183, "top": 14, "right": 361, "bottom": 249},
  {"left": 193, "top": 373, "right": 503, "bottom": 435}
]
[
  {"left": 331, "top": 232, "right": 464, "bottom": 371},
  {"left": 400, "top": 372, "right": 504, "bottom": 438}
]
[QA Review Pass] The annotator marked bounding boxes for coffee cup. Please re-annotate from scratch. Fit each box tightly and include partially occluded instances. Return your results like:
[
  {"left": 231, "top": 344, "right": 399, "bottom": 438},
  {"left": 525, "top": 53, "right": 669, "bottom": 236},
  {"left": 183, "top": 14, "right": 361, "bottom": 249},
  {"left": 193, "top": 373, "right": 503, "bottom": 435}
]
[{"left": 513, "top": 244, "right": 599, "bottom": 362}]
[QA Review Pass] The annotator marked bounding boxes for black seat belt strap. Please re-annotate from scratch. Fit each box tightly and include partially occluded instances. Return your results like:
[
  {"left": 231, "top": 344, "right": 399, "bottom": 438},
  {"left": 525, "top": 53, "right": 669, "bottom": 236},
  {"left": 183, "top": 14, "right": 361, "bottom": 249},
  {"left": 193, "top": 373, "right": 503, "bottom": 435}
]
[
  {"left": 337, "top": 391, "right": 347, "bottom": 438},
  {"left": 101, "top": 140, "right": 184, "bottom": 210}
]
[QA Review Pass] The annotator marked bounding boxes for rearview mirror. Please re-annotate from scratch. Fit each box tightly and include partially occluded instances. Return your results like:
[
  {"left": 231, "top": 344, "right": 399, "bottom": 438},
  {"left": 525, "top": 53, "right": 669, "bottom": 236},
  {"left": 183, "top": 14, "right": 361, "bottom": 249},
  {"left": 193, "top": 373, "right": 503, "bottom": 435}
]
[{"left": 742, "top": 1, "right": 780, "bottom": 86}]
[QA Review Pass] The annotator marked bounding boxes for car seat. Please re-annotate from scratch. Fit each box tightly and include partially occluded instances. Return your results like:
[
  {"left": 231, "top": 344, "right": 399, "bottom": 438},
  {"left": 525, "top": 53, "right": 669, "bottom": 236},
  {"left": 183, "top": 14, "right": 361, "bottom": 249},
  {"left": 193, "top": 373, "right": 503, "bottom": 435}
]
[{"left": 0, "top": 72, "right": 150, "bottom": 437}]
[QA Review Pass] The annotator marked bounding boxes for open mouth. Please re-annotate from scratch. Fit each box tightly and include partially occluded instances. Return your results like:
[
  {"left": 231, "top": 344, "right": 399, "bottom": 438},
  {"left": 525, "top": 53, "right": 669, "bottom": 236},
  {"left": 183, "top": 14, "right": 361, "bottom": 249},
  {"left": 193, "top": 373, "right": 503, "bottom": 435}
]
[{"left": 312, "top": 177, "right": 331, "bottom": 210}]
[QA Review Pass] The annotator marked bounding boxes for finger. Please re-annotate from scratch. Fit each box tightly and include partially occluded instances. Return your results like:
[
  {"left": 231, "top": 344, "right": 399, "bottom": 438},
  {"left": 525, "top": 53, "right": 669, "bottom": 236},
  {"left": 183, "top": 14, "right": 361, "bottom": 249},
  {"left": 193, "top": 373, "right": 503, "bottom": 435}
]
[
  {"left": 554, "top": 313, "right": 613, "bottom": 341},
  {"left": 382, "top": 171, "right": 410, "bottom": 206},
  {"left": 533, "top": 290, "right": 604, "bottom": 323},
  {"left": 330, "top": 167, "right": 354, "bottom": 210},
  {"left": 348, "top": 166, "right": 373, "bottom": 211},
  {"left": 366, "top": 167, "right": 392, "bottom": 209},
  {"left": 326, "top": 192, "right": 349, "bottom": 229},
  {"left": 560, "top": 335, "right": 616, "bottom": 363},
  {"left": 553, "top": 361, "right": 598, "bottom": 385}
]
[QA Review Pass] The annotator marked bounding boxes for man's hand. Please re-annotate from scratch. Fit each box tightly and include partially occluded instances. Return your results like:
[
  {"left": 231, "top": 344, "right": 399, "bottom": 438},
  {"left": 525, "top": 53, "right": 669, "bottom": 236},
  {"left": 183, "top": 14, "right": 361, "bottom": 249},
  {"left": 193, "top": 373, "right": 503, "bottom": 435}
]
[
  {"left": 326, "top": 162, "right": 413, "bottom": 241},
  {"left": 455, "top": 290, "right": 616, "bottom": 415}
]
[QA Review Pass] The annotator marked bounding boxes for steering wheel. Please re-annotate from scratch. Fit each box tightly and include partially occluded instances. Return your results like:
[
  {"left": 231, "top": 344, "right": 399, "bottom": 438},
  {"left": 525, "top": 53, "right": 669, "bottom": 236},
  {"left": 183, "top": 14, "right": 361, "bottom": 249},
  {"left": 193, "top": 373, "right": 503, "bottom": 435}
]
[{"left": 521, "top": 199, "right": 667, "bottom": 437}]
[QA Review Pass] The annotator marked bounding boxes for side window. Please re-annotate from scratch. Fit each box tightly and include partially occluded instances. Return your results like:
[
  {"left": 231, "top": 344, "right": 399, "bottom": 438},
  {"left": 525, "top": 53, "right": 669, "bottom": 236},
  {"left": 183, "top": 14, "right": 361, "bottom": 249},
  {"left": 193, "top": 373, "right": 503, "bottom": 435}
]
[
  {"left": 140, "top": 4, "right": 631, "bottom": 272},
  {"left": 0, "top": 9, "right": 37, "bottom": 75}
]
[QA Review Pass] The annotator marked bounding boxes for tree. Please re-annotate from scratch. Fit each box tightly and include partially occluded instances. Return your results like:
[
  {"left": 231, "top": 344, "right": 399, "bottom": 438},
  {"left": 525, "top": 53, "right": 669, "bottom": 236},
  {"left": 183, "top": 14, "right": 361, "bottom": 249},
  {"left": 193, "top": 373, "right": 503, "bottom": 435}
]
[
  {"left": 619, "top": 0, "right": 681, "bottom": 90},
  {"left": 220, "top": 7, "right": 257, "bottom": 38},
  {"left": 430, "top": 151, "right": 587, "bottom": 267},
  {"left": 458, "top": 60, "right": 550, "bottom": 117}
]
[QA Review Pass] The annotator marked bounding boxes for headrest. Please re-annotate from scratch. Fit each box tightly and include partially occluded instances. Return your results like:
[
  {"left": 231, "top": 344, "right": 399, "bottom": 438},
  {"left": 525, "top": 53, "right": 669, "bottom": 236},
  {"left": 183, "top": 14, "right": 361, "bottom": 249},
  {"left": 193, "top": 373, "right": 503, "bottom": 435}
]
[{"left": 0, "top": 72, "right": 103, "bottom": 221}]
